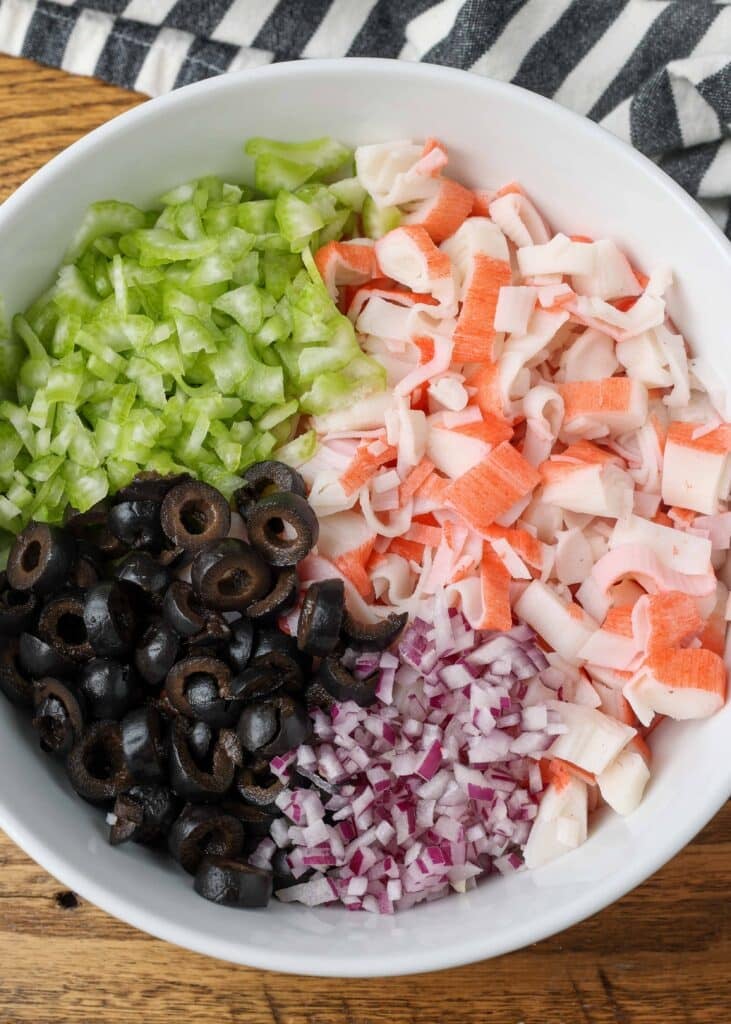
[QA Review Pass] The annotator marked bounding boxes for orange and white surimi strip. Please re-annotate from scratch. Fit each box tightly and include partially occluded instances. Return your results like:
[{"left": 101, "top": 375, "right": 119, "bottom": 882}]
[
  {"left": 314, "top": 240, "right": 376, "bottom": 301},
  {"left": 540, "top": 458, "right": 634, "bottom": 520},
  {"left": 403, "top": 178, "right": 474, "bottom": 244},
  {"left": 523, "top": 774, "right": 588, "bottom": 869},
  {"left": 375, "top": 225, "right": 456, "bottom": 310},
  {"left": 354, "top": 139, "right": 446, "bottom": 207},
  {"left": 445, "top": 441, "right": 541, "bottom": 533},
  {"left": 624, "top": 647, "right": 727, "bottom": 725},
  {"left": 488, "top": 191, "right": 551, "bottom": 248},
  {"left": 661, "top": 422, "right": 731, "bottom": 515},
  {"left": 514, "top": 580, "right": 599, "bottom": 664},
  {"left": 558, "top": 377, "right": 648, "bottom": 439}
]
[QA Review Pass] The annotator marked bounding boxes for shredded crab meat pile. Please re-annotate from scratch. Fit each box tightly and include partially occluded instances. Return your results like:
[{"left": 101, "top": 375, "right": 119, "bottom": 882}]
[{"left": 276, "top": 137, "right": 730, "bottom": 908}]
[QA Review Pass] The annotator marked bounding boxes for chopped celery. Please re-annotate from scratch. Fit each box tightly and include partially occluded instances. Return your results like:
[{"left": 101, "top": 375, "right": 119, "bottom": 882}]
[
  {"left": 362, "top": 194, "right": 402, "bottom": 239},
  {"left": 65, "top": 200, "right": 146, "bottom": 262},
  {"left": 245, "top": 137, "right": 351, "bottom": 178}
]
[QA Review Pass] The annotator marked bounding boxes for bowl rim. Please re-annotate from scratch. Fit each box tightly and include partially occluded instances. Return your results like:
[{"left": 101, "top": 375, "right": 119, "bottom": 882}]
[{"left": 0, "top": 56, "right": 730, "bottom": 977}]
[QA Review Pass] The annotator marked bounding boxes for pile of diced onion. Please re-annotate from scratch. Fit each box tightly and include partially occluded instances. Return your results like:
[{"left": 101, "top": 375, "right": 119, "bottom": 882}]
[{"left": 270, "top": 138, "right": 729, "bottom": 911}]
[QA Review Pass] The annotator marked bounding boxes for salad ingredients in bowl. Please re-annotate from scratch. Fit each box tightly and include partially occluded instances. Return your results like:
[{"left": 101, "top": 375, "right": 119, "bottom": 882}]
[{"left": 0, "top": 129, "right": 729, "bottom": 922}]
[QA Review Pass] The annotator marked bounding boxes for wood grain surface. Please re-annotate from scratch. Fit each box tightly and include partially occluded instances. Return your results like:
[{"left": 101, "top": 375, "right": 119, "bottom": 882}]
[{"left": 0, "top": 53, "right": 729, "bottom": 1024}]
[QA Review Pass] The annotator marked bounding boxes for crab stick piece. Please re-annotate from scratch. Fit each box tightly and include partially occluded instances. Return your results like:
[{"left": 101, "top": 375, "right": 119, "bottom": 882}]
[
  {"left": 540, "top": 459, "right": 634, "bottom": 519},
  {"left": 355, "top": 140, "right": 445, "bottom": 207},
  {"left": 522, "top": 385, "right": 564, "bottom": 467},
  {"left": 523, "top": 775, "right": 588, "bottom": 869},
  {"left": 596, "top": 744, "right": 650, "bottom": 816},
  {"left": 561, "top": 328, "right": 618, "bottom": 382},
  {"left": 624, "top": 647, "right": 727, "bottom": 726},
  {"left": 517, "top": 233, "right": 595, "bottom": 278},
  {"left": 499, "top": 308, "right": 570, "bottom": 404},
  {"left": 451, "top": 254, "right": 513, "bottom": 363},
  {"left": 339, "top": 438, "right": 398, "bottom": 497},
  {"left": 559, "top": 377, "right": 648, "bottom": 439},
  {"left": 616, "top": 330, "right": 673, "bottom": 389},
  {"left": 566, "top": 279, "right": 666, "bottom": 343},
  {"left": 571, "top": 239, "right": 642, "bottom": 300},
  {"left": 404, "top": 177, "right": 474, "bottom": 243},
  {"left": 609, "top": 514, "right": 712, "bottom": 577},
  {"left": 445, "top": 441, "right": 540, "bottom": 533},
  {"left": 591, "top": 544, "right": 717, "bottom": 599},
  {"left": 514, "top": 580, "right": 599, "bottom": 663},
  {"left": 546, "top": 701, "right": 636, "bottom": 775},
  {"left": 484, "top": 524, "right": 545, "bottom": 572},
  {"left": 394, "top": 334, "right": 453, "bottom": 398},
  {"left": 479, "top": 543, "right": 512, "bottom": 630},
  {"left": 440, "top": 217, "right": 510, "bottom": 294},
  {"left": 375, "top": 225, "right": 456, "bottom": 310},
  {"left": 661, "top": 422, "right": 731, "bottom": 515},
  {"left": 578, "top": 622, "right": 640, "bottom": 671},
  {"left": 426, "top": 425, "right": 491, "bottom": 479},
  {"left": 631, "top": 591, "right": 703, "bottom": 656},
  {"left": 314, "top": 241, "right": 376, "bottom": 300},
  {"left": 494, "top": 285, "right": 537, "bottom": 335},
  {"left": 554, "top": 528, "right": 595, "bottom": 585},
  {"left": 488, "top": 192, "right": 551, "bottom": 248}
]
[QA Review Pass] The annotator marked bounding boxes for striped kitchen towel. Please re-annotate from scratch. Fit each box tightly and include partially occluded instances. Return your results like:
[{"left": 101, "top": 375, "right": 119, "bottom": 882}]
[{"left": 0, "top": 0, "right": 729, "bottom": 236}]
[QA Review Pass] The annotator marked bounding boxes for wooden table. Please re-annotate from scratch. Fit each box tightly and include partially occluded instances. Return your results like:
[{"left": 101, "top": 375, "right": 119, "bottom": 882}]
[{"left": 0, "top": 53, "right": 729, "bottom": 1024}]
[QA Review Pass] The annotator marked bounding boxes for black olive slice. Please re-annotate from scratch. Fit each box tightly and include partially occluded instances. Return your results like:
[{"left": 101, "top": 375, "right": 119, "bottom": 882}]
[
  {"left": 66, "top": 722, "right": 133, "bottom": 805},
  {"left": 183, "top": 611, "right": 231, "bottom": 649},
  {"left": 115, "top": 472, "right": 190, "bottom": 504},
  {"left": 317, "top": 657, "right": 378, "bottom": 707},
  {"left": 83, "top": 581, "right": 137, "bottom": 658},
  {"left": 220, "top": 801, "right": 279, "bottom": 837},
  {"left": 38, "top": 593, "right": 94, "bottom": 663},
  {"left": 6, "top": 522, "right": 76, "bottom": 594},
  {"left": 32, "top": 677, "right": 85, "bottom": 756},
  {"left": 0, "top": 573, "right": 38, "bottom": 635},
  {"left": 168, "top": 804, "right": 244, "bottom": 874},
  {"left": 304, "top": 680, "right": 337, "bottom": 713},
  {"left": 163, "top": 580, "right": 206, "bottom": 637},
  {"left": 272, "top": 847, "right": 314, "bottom": 891},
  {"left": 228, "top": 665, "right": 285, "bottom": 704},
  {"left": 234, "top": 460, "right": 306, "bottom": 518},
  {"left": 235, "top": 762, "right": 286, "bottom": 811},
  {"left": 109, "top": 784, "right": 178, "bottom": 846},
  {"left": 134, "top": 620, "right": 179, "bottom": 687},
  {"left": 65, "top": 503, "right": 125, "bottom": 559},
  {"left": 188, "top": 720, "right": 213, "bottom": 763},
  {"left": 252, "top": 627, "right": 301, "bottom": 662},
  {"left": 236, "top": 703, "right": 278, "bottom": 754},
  {"left": 297, "top": 579, "right": 344, "bottom": 656},
  {"left": 121, "top": 706, "right": 166, "bottom": 781},
  {"left": 18, "top": 632, "right": 75, "bottom": 678},
  {"left": 114, "top": 551, "right": 170, "bottom": 601},
  {"left": 79, "top": 658, "right": 137, "bottom": 721},
  {"left": 70, "top": 543, "right": 102, "bottom": 589},
  {"left": 191, "top": 539, "right": 271, "bottom": 612},
  {"left": 244, "top": 492, "right": 318, "bottom": 567},
  {"left": 160, "top": 480, "right": 231, "bottom": 553},
  {"left": 165, "top": 655, "right": 238, "bottom": 726},
  {"left": 0, "top": 637, "right": 33, "bottom": 706},
  {"left": 225, "top": 617, "right": 254, "bottom": 671},
  {"left": 260, "top": 695, "right": 312, "bottom": 756},
  {"left": 341, "top": 610, "right": 408, "bottom": 651},
  {"left": 168, "top": 717, "right": 235, "bottom": 802},
  {"left": 246, "top": 566, "right": 298, "bottom": 620},
  {"left": 194, "top": 856, "right": 272, "bottom": 908},
  {"left": 108, "top": 500, "right": 164, "bottom": 551}
]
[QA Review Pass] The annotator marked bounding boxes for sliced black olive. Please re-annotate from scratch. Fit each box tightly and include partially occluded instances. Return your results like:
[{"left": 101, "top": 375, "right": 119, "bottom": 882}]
[
  {"left": 272, "top": 847, "right": 313, "bottom": 891},
  {"left": 168, "top": 804, "right": 244, "bottom": 874},
  {"left": 65, "top": 502, "right": 125, "bottom": 559},
  {"left": 246, "top": 566, "right": 298, "bottom": 620},
  {"left": 18, "top": 632, "right": 75, "bottom": 678},
  {"left": 114, "top": 551, "right": 170, "bottom": 601},
  {"left": 121, "top": 706, "right": 166, "bottom": 781},
  {"left": 251, "top": 630, "right": 307, "bottom": 689},
  {"left": 79, "top": 658, "right": 138, "bottom": 720},
  {"left": 66, "top": 721, "right": 133, "bottom": 805},
  {"left": 317, "top": 657, "right": 378, "bottom": 707},
  {"left": 160, "top": 479, "right": 231, "bottom": 553},
  {"left": 108, "top": 500, "right": 164, "bottom": 551},
  {"left": 304, "top": 679, "right": 337, "bottom": 713},
  {"left": 134, "top": 620, "right": 179, "bottom": 686},
  {"left": 228, "top": 664, "right": 285, "bottom": 704},
  {"left": 235, "top": 762, "right": 286, "bottom": 811},
  {"left": 244, "top": 492, "right": 318, "bottom": 567},
  {"left": 165, "top": 654, "right": 238, "bottom": 726},
  {"left": 32, "top": 677, "right": 85, "bottom": 756},
  {"left": 168, "top": 717, "right": 235, "bottom": 802},
  {"left": 38, "top": 593, "right": 93, "bottom": 663},
  {"left": 183, "top": 611, "right": 231, "bottom": 649},
  {"left": 191, "top": 539, "right": 271, "bottom": 611},
  {"left": 218, "top": 726, "right": 244, "bottom": 767},
  {"left": 341, "top": 610, "right": 408, "bottom": 651},
  {"left": 188, "top": 720, "right": 213, "bottom": 763},
  {"left": 70, "top": 543, "right": 102, "bottom": 589},
  {"left": 225, "top": 617, "right": 254, "bottom": 671},
  {"left": 236, "top": 695, "right": 311, "bottom": 759},
  {"left": 0, "top": 573, "right": 38, "bottom": 635},
  {"left": 220, "top": 800, "right": 279, "bottom": 837},
  {"left": 194, "top": 856, "right": 272, "bottom": 908},
  {"left": 115, "top": 471, "right": 190, "bottom": 504},
  {"left": 297, "top": 579, "right": 344, "bottom": 656},
  {"left": 252, "top": 627, "right": 301, "bottom": 662},
  {"left": 234, "top": 460, "right": 306, "bottom": 518},
  {"left": 236, "top": 702, "right": 278, "bottom": 754},
  {"left": 83, "top": 581, "right": 137, "bottom": 658},
  {"left": 0, "top": 637, "right": 33, "bottom": 706},
  {"left": 6, "top": 522, "right": 75, "bottom": 594},
  {"left": 109, "top": 784, "right": 178, "bottom": 846},
  {"left": 163, "top": 580, "right": 206, "bottom": 637}
]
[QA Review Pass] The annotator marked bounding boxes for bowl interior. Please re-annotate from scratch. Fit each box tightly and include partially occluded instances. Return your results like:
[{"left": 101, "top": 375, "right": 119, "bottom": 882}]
[{"left": 0, "top": 60, "right": 729, "bottom": 977}]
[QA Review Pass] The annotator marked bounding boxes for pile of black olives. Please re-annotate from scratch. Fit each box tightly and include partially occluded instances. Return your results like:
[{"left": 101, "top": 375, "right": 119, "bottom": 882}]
[{"left": 0, "top": 462, "right": 407, "bottom": 910}]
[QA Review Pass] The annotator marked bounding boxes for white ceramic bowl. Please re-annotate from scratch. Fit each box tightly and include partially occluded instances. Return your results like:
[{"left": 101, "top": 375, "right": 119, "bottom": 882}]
[{"left": 0, "top": 59, "right": 729, "bottom": 977}]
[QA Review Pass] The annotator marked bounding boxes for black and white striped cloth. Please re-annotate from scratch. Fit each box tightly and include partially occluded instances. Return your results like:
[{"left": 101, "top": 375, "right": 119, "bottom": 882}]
[{"left": 1, "top": 0, "right": 730, "bottom": 237}]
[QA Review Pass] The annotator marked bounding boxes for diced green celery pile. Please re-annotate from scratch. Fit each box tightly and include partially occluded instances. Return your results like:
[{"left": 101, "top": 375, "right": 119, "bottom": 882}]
[{"left": 0, "top": 137, "right": 385, "bottom": 551}]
